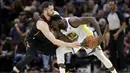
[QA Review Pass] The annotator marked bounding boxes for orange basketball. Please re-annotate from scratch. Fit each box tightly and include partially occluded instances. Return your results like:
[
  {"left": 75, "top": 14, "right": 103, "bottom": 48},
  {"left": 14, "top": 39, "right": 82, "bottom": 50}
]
[{"left": 81, "top": 35, "right": 99, "bottom": 48}]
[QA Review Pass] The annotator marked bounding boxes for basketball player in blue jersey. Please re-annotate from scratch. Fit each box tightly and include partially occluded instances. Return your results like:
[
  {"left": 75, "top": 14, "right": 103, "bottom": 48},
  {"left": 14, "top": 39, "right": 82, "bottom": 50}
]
[
  {"left": 10, "top": 2, "right": 80, "bottom": 73},
  {"left": 50, "top": 15, "right": 117, "bottom": 73}
]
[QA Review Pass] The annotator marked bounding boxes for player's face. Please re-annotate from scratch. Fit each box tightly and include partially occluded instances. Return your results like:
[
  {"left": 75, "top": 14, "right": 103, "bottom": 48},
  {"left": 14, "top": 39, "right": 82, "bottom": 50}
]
[
  {"left": 52, "top": 20, "right": 63, "bottom": 26},
  {"left": 51, "top": 20, "right": 61, "bottom": 30},
  {"left": 52, "top": 20, "right": 66, "bottom": 30},
  {"left": 46, "top": 5, "right": 54, "bottom": 17}
]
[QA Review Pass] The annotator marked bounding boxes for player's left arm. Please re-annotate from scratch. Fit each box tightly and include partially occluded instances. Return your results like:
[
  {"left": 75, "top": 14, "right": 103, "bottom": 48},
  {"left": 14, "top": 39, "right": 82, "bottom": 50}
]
[
  {"left": 52, "top": 29, "right": 73, "bottom": 42},
  {"left": 70, "top": 17, "right": 102, "bottom": 36}
]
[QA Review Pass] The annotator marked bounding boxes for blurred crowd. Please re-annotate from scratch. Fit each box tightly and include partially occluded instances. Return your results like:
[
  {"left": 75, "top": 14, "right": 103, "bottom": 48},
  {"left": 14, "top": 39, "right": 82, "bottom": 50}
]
[{"left": 0, "top": 0, "right": 130, "bottom": 73}]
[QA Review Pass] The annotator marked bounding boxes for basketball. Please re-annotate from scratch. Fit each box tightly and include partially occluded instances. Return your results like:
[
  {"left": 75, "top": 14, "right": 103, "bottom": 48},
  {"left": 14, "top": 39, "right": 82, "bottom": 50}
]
[{"left": 81, "top": 35, "right": 99, "bottom": 49}]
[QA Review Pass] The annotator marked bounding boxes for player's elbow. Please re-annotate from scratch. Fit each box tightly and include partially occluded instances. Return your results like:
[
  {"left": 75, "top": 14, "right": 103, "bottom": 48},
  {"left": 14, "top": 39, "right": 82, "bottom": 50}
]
[
  {"left": 90, "top": 17, "right": 96, "bottom": 22},
  {"left": 50, "top": 38, "right": 59, "bottom": 46},
  {"left": 53, "top": 40, "right": 62, "bottom": 47},
  {"left": 52, "top": 40, "right": 58, "bottom": 45},
  {"left": 51, "top": 39, "right": 65, "bottom": 47}
]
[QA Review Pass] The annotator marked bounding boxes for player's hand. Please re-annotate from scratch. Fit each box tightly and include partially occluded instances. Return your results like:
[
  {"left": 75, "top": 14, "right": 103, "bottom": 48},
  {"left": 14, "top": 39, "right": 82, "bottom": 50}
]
[
  {"left": 68, "top": 42, "right": 80, "bottom": 48},
  {"left": 97, "top": 35, "right": 103, "bottom": 45}
]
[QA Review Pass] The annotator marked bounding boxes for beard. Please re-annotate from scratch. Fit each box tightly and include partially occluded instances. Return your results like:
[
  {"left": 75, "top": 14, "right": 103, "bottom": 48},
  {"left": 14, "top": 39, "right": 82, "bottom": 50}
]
[{"left": 47, "top": 12, "right": 53, "bottom": 17}]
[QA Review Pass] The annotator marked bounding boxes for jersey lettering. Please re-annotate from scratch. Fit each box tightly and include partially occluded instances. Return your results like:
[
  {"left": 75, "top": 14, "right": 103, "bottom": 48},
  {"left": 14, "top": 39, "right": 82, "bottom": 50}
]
[{"left": 67, "top": 32, "right": 78, "bottom": 41}]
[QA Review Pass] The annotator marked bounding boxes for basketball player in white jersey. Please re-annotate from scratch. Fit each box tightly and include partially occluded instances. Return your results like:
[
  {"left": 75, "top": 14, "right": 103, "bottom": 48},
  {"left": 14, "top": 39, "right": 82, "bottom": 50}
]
[{"left": 50, "top": 15, "right": 117, "bottom": 73}]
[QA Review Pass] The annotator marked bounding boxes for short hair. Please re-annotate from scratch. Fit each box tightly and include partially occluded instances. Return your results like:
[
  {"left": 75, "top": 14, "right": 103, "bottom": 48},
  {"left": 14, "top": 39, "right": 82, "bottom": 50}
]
[
  {"left": 41, "top": 1, "right": 53, "bottom": 10},
  {"left": 109, "top": 1, "right": 117, "bottom": 5},
  {"left": 51, "top": 15, "right": 62, "bottom": 21}
]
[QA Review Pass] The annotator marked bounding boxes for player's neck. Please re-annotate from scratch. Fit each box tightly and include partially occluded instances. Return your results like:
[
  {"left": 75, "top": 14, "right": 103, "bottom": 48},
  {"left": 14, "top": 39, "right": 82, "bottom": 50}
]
[{"left": 43, "top": 13, "right": 51, "bottom": 20}]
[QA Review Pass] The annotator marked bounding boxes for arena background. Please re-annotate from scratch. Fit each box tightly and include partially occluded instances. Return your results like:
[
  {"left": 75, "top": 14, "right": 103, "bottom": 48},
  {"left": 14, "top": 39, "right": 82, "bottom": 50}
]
[{"left": 0, "top": 0, "right": 130, "bottom": 73}]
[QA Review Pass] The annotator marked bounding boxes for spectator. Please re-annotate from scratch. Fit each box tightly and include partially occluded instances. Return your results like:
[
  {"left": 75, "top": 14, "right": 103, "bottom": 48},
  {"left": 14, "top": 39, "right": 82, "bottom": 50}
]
[
  {"left": 64, "top": 1, "right": 76, "bottom": 17},
  {"left": 125, "top": 17, "right": 130, "bottom": 35},
  {"left": 122, "top": 3, "right": 130, "bottom": 17},
  {"left": 10, "top": 18, "right": 28, "bottom": 66},
  {"left": 125, "top": 17, "right": 130, "bottom": 65},
  {"left": 82, "top": 1, "right": 88, "bottom": 13},
  {"left": 87, "top": 0, "right": 99, "bottom": 16},
  {"left": 18, "top": 12, "right": 26, "bottom": 24},
  {"left": 12, "top": 0, "right": 24, "bottom": 17},
  {"left": 33, "top": 12, "right": 40, "bottom": 21},
  {"left": 10, "top": 18, "right": 29, "bottom": 41},
  {"left": 103, "top": 0, "right": 111, "bottom": 16},
  {"left": 14, "top": 42, "right": 26, "bottom": 64},
  {"left": 73, "top": 2, "right": 84, "bottom": 17},
  {"left": 0, "top": 38, "right": 14, "bottom": 72},
  {"left": 97, "top": 10, "right": 107, "bottom": 50},
  {"left": 31, "top": 0, "right": 41, "bottom": 10},
  {"left": 124, "top": 0, "right": 130, "bottom": 8},
  {"left": 98, "top": 10, "right": 107, "bottom": 34},
  {"left": 0, "top": 0, "right": 13, "bottom": 36},
  {"left": 42, "top": 54, "right": 51, "bottom": 72}
]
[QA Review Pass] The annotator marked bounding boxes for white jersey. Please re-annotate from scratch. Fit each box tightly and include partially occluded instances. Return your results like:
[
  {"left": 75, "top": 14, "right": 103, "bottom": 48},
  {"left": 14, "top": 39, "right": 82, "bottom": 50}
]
[
  {"left": 56, "top": 19, "right": 113, "bottom": 73},
  {"left": 60, "top": 18, "right": 93, "bottom": 43},
  {"left": 59, "top": 17, "right": 101, "bottom": 54}
]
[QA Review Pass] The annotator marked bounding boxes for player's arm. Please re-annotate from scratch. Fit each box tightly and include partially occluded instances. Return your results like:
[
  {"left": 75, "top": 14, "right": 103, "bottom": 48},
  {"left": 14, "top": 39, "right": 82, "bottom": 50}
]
[
  {"left": 70, "top": 17, "right": 102, "bottom": 36},
  {"left": 50, "top": 29, "right": 71, "bottom": 42},
  {"left": 55, "top": 30, "right": 73, "bottom": 42},
  {"left": 36, "top": 21, "right": 80, "bottom": 47},
  {"left": 104, "top": 24, "right": 109, "bottom": 35}
]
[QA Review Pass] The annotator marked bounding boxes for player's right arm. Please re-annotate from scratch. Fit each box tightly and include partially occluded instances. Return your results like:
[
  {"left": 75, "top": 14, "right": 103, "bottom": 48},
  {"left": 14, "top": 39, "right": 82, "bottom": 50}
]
[
  {"left": 36, "top": 21, "right": 80, "bottom": 48},
  {"left": 69, "top": 17, "right": 102, "bottom": 36},
  {"left": 104, "top": 24, "right": 109, "bottom": 35}
]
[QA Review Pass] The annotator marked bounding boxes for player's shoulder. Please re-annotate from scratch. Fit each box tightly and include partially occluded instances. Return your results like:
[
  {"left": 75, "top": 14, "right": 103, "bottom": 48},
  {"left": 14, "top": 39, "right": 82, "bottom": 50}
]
[
  {"left": 69, "top": 16, "right": 79, "bottom": 19},
  {"left": 37, "top": 19, "right": 46, "bottom": 23},
  {"left": 67, "top": 16, "right": 82, "bottom": 27},
  {"left": 36, "top": 20, "right": 48, "bottom": 25},
  {"left": 69, "top": 16, "right": 80, "bottom": 22},
  {"left": 36, "top": 20, "right": 48, "bottom": 30}
]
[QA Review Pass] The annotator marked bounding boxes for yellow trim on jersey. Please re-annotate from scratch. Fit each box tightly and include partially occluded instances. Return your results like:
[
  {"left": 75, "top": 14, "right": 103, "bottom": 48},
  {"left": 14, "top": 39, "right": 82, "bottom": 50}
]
[
  {"left": 81, "top": 25, "right": 93, "bottom": 36},
  {"left": 39, "top": 18, "right": 43, "bottom": 20},
  {"left": 81, "top": 25, "right": 101, "bottom": 49},
  {"left": 26, "top": 42, "right": 30, "bottom": 48},
  {"left": 67, "top": 32, "right": 78, "bottom": 41},
  {"left": 34, "top": 31, "right": 40, "bottom": 36}
]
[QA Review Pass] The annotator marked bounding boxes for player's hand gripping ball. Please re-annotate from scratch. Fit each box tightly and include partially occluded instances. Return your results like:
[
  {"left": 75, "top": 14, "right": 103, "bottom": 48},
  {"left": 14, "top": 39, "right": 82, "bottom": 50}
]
[{"left": 81, "top": 35, "right": 102, "bottom": 49}]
